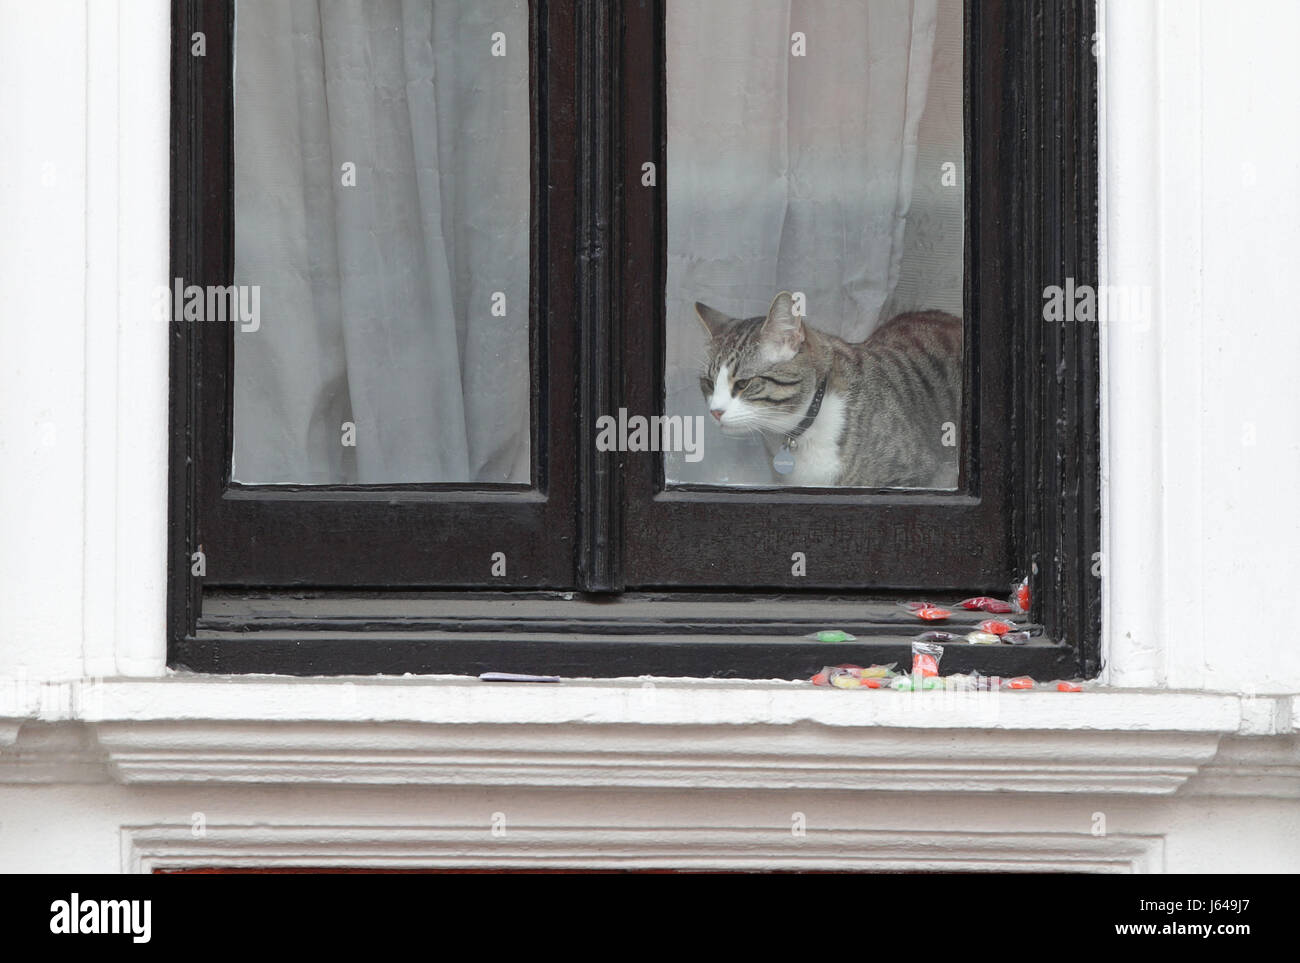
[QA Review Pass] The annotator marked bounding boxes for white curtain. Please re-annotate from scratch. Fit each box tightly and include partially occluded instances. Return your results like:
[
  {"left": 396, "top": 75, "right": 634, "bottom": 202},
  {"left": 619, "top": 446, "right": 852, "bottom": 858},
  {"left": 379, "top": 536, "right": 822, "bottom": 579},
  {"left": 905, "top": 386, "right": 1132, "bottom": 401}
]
[
  {"left": 232, "top": 0, "right": 530, "bottom": 484},
  {"left": 665, "top": 0, "right": 962, "bottom": 485},
  {"left": 230, "top": 0, "right": 958, "bottom": 487}
]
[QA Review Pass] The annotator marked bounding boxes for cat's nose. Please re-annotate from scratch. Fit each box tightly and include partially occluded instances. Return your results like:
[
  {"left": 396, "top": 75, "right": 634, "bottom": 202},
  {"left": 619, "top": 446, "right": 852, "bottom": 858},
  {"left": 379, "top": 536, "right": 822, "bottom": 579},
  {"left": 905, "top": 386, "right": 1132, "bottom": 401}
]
[{"left": 710, "top": 408, "right": 724, "bottom": 422}]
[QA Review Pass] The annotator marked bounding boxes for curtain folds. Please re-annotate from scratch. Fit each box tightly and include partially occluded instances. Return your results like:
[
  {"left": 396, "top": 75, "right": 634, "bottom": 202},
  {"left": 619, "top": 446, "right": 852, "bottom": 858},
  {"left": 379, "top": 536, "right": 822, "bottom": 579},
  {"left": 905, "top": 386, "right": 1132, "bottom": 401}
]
[
  {"left": 232, "top": 0, "right": 958, "bottom": 487},
  {"left": 233, "top": 0, "right": 530, "bottom": 484},
  {"left": 665, "top": 0, "right": 958, "bottom": 485}
]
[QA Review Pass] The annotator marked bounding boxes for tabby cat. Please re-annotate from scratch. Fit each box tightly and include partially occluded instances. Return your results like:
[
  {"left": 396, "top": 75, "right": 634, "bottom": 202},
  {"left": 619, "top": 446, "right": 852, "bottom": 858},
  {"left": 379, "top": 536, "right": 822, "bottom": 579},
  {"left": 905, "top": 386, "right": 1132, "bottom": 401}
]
[{"left": 696, "top": 291, "right": 961, "bottom": 488}]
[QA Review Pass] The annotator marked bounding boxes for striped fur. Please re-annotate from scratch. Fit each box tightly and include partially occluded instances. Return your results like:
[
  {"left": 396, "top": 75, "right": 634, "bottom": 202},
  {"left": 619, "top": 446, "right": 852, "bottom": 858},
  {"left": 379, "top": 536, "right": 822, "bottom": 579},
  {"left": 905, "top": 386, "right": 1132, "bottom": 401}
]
[{"left": 697, "top": 291, "right": 961, "bottom": 488}]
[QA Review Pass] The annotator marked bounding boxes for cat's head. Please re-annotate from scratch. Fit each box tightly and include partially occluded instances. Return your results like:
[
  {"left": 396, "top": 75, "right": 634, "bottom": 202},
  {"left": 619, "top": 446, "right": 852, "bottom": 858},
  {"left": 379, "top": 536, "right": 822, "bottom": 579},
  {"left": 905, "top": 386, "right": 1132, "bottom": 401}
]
[{"left": 696, "top": 291, "right": 815, "bottom": 438}]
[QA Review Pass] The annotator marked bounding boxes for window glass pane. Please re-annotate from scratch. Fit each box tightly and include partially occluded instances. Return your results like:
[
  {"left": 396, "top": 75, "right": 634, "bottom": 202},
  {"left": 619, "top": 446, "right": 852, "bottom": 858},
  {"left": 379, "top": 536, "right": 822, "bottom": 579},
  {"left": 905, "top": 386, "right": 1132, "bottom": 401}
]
[
  {"left": 231, "top": 0, "right": 531, "bottom": 484},
  {"left": 664, "top": 0, "right": 964, "bottom": 489}
]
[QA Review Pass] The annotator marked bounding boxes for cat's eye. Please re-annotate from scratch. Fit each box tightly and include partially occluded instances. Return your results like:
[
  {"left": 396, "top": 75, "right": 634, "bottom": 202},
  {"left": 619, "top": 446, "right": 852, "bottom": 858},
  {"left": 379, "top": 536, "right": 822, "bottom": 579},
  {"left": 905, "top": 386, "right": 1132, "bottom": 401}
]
[{"left": 732, "top": 378, "right": 751, "bottom": 393}]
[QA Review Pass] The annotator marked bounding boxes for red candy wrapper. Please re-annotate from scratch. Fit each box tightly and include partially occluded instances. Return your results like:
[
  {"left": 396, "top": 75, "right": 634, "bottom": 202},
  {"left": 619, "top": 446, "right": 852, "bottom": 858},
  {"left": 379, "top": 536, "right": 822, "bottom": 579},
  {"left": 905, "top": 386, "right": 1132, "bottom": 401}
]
[
  {"left": 899, "top": 601, "right": 951, "bottom": 621},
  {"left": 1012, "top": 577, "right": 1031, "bottom": 614},
  {"left": 1003, "top": 676, "right": 1035, "bottom": 690},
  {"left": 1056, "top": 681, "right": 1082, "bottom": 692},
  {"left": 959, "top": 596, "right": 1015, "bottom": 614},
  {"left": 977, "top": 618, "right": 1018, "bottom": 636},
  {"left": 911, "top": 640, "right": 944, "bottom": 678}
]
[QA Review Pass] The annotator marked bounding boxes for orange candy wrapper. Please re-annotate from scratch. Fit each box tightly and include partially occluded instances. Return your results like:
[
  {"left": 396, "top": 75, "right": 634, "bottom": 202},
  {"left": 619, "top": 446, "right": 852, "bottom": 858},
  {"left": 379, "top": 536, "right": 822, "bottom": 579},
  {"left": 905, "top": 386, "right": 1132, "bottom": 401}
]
[
  {"left": 911, "top": 640, "right": 944, "bottom": 677},
  {"left": 899, "top": 601, "right": 951, "bottom": 621}
]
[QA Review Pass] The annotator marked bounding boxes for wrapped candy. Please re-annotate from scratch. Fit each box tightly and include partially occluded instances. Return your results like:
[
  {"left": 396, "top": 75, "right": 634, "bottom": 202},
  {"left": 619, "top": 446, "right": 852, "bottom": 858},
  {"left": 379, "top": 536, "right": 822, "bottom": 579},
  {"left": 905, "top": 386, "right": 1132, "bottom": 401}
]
[
  {"left": 1003, "top": 676, "right": 1035, "bottom": 690},
  {"left": 911, "top": 640, "right": 944, "bottom": 677},
  {"left": 892, "top": 675, "right": 942, "bottom": 691},
  {"left": 1011, "top": 577, "right": 1031, "bottom": 615},
  {"left": 1002, "top": 631, "right": 1031, "bottom": 645},
  {"left": 899, "top": 601, "right": 951, "bottom": 621},
  {"left": 810, "top": 663, "right": 898, "bottom": 688},
  {"left": 965, "top": 631, "right": 1001, "bottom": 645},
  {"left": 808, "top": 629, "right": 856, "bottom": 643},
  {"left": 914, "top": 630, "right": 961, "bottom": 643},
  {"left": 977, "top": 618, "right": 1019, "bottom": 636},
  {"left": 946, "top": 672, "right": 999, "bottom": 691},
  {"left": 959, "top": 596, "right": 1015, "bottom": 614}
]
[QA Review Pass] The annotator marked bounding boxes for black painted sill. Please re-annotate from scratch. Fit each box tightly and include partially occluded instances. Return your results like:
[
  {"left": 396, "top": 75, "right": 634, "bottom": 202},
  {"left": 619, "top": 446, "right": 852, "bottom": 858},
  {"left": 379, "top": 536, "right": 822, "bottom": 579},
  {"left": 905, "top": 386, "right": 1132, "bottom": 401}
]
[{"left": 172, "top": 592, "right": 1075, "bottom": 680}]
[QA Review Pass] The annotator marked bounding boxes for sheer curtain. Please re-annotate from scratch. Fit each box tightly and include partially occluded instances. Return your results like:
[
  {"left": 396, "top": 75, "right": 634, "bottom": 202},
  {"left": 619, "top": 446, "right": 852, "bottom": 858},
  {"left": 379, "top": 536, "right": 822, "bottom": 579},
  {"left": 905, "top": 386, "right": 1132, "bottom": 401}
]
[
  {"left": 230, "top": 0, "right": 957, "bottom": 487},
  {"left": 664, "top": 0, "right": 961, "bottom": 485},
  {"left": 232, "top": 0, "right": 530, "bottom": 484}
]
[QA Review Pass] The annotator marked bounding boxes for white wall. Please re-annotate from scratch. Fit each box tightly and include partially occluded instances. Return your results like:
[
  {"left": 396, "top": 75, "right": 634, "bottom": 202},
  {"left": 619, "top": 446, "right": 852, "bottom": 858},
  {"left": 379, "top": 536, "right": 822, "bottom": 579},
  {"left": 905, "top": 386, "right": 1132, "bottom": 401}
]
[
  {"left": 0, "top": 0, "right": 1297, "bottom": 874},
  {"left": 1102, "top": 0, "right": 1300, "bottom": 692}
]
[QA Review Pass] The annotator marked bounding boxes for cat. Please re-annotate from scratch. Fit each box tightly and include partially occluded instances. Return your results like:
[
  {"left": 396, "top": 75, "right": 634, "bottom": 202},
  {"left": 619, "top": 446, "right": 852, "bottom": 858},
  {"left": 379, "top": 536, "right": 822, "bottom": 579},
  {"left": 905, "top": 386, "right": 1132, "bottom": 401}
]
[{"left": 696, "top": 291, "right": 962, "bottom": 488}]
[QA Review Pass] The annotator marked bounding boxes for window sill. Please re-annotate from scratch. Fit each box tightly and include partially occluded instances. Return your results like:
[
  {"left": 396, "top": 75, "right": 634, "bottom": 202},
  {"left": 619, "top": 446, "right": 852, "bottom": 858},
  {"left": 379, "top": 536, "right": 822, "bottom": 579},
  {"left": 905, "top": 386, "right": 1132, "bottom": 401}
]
[{"left": 1, "top": 676, "right": 1296, "bottom": 796}]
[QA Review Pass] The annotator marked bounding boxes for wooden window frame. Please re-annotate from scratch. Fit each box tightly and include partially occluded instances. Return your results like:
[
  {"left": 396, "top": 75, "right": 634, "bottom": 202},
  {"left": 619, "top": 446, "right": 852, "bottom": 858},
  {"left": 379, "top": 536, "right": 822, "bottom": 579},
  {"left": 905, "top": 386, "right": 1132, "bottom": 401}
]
[
  {"left": 167, "top": 0, "right": 580, "bottom": 594},
  {"left": 619, "top": 0, "right": 1005, "bottom": 591},
  {"left": 168, "top": 0, "right": 1100, "bottom": 680}
]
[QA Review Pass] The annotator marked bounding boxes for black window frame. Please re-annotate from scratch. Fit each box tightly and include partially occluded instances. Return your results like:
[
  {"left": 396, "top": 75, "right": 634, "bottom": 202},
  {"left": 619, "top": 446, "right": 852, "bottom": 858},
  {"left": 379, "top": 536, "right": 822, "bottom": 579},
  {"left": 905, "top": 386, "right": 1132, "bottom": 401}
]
[
  {"left": 168, "top": 0, "right": 1100, "bottom": 681},
  {"left": 619, "top": 0, "right": 1005, "bottom": 591},
  {"left": 169, "top": 0, "right": 580, "bottom": 594}
]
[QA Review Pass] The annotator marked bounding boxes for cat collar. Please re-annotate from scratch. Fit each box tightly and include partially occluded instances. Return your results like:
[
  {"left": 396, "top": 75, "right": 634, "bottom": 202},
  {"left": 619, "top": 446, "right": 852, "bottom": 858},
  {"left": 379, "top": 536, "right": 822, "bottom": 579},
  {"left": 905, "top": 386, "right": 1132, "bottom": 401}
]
[{"left": 784, "top": 374, "right": 830, "bottom": 450}]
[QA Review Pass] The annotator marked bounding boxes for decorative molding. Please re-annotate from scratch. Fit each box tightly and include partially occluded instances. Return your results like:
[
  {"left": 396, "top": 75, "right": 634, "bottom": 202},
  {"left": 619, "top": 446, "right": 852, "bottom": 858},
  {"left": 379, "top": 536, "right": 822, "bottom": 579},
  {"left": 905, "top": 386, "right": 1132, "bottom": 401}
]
[
  {"left": 0, "top": 723, "right": 109, "bottom": 784},
  {"left": 1, "top": 681, "right": 1295, "bottom": 795},
  {"left": 93, "top": 720, "right": 1221, "bottom": 794},
  {"left": 1182, "top": 736, "right": 1300, "bottom": 799},
  {"left": 121, "top": 823, "right": 1166, "bottom": 874}
]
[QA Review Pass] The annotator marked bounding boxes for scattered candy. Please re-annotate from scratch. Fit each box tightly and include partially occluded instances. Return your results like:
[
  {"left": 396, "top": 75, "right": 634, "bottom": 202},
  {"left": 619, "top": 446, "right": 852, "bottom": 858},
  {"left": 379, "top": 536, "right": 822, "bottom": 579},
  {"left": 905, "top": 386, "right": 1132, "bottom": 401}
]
[
  {"left": 859, "top": 664, "right": 895, "bottom": 678},
  {"left": 912, "top": 640, "right": 944, "bottom": 677},
  {"left": 977, "top": 619, "right": 1017, "bottom": 636},
  {"left": 915, "top": 630, "right": 960, "bottom": 643},
  {"left": 1012, "top": 577, "right": 1031, "bottom": 615},
  {"left": 809, "top": 629, "right": 856, "bottom": 643},
  {"left": 810, "top": 663, "right": 898, "bottom": 688},
  {"left": 960, "top": 596, "right": 1015, "bottom": 614},
  {"left": 898, "top": 601, "right": 951, "bottom": 621},
  {"left": 965, "top": 631, "right": 1001, "bottom": 645},
  {"left": 810, "top": 661, "right": 1086, "bottom": 695}
]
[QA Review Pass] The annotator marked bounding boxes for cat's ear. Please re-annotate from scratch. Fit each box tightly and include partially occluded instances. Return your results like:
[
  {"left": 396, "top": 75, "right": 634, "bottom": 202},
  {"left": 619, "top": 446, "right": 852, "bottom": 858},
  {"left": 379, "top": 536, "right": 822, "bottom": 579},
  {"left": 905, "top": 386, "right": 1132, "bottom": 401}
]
[
  {"left": 759, "top": 291, "right": 805, "bottom": 359},
  {"left": 695, "top": 302, "right": 731, "bottom": 340}
]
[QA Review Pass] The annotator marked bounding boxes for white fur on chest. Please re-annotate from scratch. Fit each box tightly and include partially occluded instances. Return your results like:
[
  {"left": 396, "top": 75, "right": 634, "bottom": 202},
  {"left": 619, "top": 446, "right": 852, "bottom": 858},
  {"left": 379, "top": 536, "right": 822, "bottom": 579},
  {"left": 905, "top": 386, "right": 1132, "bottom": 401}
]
[{"left": 779, "top": 392, "right": 845, "bottom": 486}]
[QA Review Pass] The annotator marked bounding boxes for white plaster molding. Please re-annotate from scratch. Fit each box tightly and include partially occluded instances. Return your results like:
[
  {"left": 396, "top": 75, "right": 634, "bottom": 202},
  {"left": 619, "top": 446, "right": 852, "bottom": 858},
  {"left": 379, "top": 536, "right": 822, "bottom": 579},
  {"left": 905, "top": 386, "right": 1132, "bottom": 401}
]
[
  {"left": 82, "top": 0, "right": 170, "bottom": 679},
  {"left": 92, "top": 720, "right": 1221, "bottom": 794},
  {"left": 0, "top": 678, "right": 1295, "bottom": 795},
  {"left": 121, "top": 823, "right": 1166, "bottom": 874},
  {"left": 1101, "top": 0, "right": 1166, "bottom": 687},
  {"left": 1182, "top": 736, "right": 1300, "bottom": 799},
  {"left": 0, "top": 723, "right": 109, "bottom": 784},
  {"left": 51, "top": 678, "right": 1274, "bottom": 732}
]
